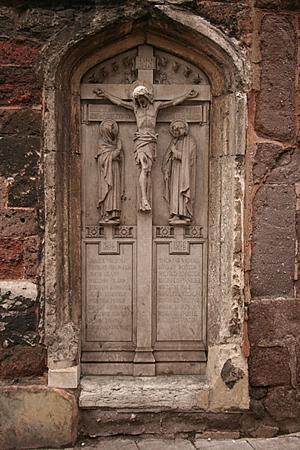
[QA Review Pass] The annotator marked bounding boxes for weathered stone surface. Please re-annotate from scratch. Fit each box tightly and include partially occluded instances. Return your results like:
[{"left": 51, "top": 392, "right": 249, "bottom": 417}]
[
  {"left": 248, "top": 299, "right": 300, "bottom": 345},
  {"left": 0, "top": 109, "right": 41, "bottom": 136},
  {"left": 80, "top": 410, "right": 161, "bottom": 437},
  {"left": 47, "top": 322, "right": 80, "bottom": 367},
  {"left": 80, "top": 376, "right": 209, "bottom": 410},
  {"left": 161, "top": 412, "right": 206, "bottom": 434},
  {"left": 267, "top": 147, "right": 300, "bottom": 184},
  {"left": 0, "top": 281, "right": 39, "bottom": 348},
  {"left": 0, "top": 208, "right": 39, "bottom": 237},
  {"left": 0, "top": 136, "right": 39, "bottom": 177},
  {"left": 195, "top": 431, "right": 240, "bottom": 440},
  {"left": 249, "top": 386, "right": 268, "bottom": 400},
  {"left": 249, "top": 399, "right": 266, "bottom": 419},
  {"left": 0, "top": 237, "right": 24, "bottom": 279},
  {"left": 0, "top": 65, "right": 41, "bottom": 106},
  {"left": 0, "top": 281, "right": 44, "bottom": 379},
  {"left": 161, "top": 412, "right": 242, "bottom": 434},
  {"left": 8, "top": 174, "right": 38, "bottom": 207},
  {"left": 254, "top": 0, "right": 299, "bottom": 9},
  {"left": 251, "top": 185, "right": 296, "bottom": 297},
  {"left": 195, "top": 1, "right": 251, "bottom": 39},
  {"left": 16, "top": 6, "right": 78, "bottom": 40},
  {"left": 75, "top": 410, "right": 240, "bottom": 439},
  {"left": 23, "top": 235, "right": 41, "bottom": 279},
  {"left": 252, "top": 143, "right": 293, "bottom": 184},
  {"left": 265, "top": 387, "right": 300, "bottom": 421},
  {"left": 0, "top": 7, "right": 16, "bottom": 35},
  {"left": 249, "top": 346, "right": 290, "bottom": 386},
  {"left": 0, "top": 386, "right": 77, "bottom": 449},
  {"left": 0, "top": 177, "right": 7, "bottom": 208},
  {"left": 249, "top": 424, "right": 279, "bottom": 438},
  {"left": 0, "top": 39, "right": 40, "bottom": 65},
  {"left": 255, "top": 15, "right": 296, "bottom": 141},
  {"left": 221, "top": 359, "right": 245, "bottom": 389},
  {"left": 0, "top": 344, "right": 46, "bottom": 379}
]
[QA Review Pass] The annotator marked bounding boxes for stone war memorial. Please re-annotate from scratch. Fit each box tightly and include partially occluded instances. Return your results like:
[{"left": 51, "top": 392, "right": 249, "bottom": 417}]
[{"left": 0, "top": 0, "right": 299, "bottom": 448}]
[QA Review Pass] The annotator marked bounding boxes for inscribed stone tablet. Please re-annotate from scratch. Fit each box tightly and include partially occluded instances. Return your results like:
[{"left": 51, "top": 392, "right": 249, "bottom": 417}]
[
  {"left": 85, "top": 243, "right": 133, "bottom": 342},
  {"left": 156, "top": 243, "right": 203, "bottom": 341}
]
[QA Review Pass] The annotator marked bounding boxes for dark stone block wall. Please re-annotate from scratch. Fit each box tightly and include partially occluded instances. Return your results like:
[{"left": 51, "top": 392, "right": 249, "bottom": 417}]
[{"left": 0, "top": 0, "right": 299, "bottom": 441}]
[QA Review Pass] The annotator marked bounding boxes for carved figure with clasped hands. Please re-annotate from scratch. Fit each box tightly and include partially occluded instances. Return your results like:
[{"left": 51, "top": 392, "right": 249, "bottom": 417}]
[{"left": 162, "top": 119, "right": 197, "bottom": 224}]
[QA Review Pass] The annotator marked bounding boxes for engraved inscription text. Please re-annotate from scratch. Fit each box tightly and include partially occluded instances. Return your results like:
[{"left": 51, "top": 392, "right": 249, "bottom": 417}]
[
  {"left": 86, "top": 243, "right": 133, "bottom": 342},
  {"left": 156, "top": 243, "right": 203, "bottom": 342}
]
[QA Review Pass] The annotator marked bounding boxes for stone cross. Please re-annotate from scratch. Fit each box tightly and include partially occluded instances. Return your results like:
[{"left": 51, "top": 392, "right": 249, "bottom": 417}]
[{"left": 81, "top": 45, "right": 209, "bottom": 376}]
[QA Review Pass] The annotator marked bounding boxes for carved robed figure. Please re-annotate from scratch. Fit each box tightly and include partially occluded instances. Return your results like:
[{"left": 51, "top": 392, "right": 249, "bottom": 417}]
[
  {"left": 94, "top": 84, "right": 198, "bottom": 212},
  {"left": 162, "top": 120, "right": 197, "bottom": 223},
  {"left": 95, "top": 119, "right": 125, "bottom": 223}
]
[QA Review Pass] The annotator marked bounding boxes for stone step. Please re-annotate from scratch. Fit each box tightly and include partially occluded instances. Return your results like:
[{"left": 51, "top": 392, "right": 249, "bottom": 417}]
[
  {"left": 79, "top": 376, "right": 243, "bottom": 439},
  {"left": 79, "top": 375, "right": 209, "bottom": 410}
]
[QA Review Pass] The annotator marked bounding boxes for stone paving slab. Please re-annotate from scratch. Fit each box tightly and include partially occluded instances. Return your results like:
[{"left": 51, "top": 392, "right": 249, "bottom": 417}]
[
  {"left": 194, "top": 440, "right": 252, "bottom": 449},
  {"left": 138, "top": 438, "right": 195, "bottom": 450},
  {"left": 247, "top": 436, "right": 300, "bottom": 449},
  {"left": 80, "top": 438, "right": 139, "bottom": 450},
  {"left": 44, "top": 434, "right": 300, "bottom": 450}
]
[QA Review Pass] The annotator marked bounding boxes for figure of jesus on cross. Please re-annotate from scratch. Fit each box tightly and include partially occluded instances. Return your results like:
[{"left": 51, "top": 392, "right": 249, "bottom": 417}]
[{"left": 94, "top": 84, "right": 198, "bottom": 211}]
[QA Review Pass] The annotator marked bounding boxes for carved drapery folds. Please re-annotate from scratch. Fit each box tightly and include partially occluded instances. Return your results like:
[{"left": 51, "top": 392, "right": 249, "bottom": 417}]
[
  {"left": 162, "top": 120, "right": 197, "bottom": 224},
  {"left": 95, "top": 119, "right": 125, "bottom": 224}
]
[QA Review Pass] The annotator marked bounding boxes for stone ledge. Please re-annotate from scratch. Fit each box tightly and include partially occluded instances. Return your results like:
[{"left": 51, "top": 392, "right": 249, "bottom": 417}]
[{"left": 80, "top": 375, "right": 209, "bottom": 411}]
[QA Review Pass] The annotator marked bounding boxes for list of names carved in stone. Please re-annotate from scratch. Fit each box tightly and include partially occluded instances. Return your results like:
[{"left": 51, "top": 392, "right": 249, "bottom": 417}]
[
  {"left": 85, "top": 244, "right": 133, "bottom": 342},
  {"left": 155, "top": 243, "right": 203, "bottom": 342}
]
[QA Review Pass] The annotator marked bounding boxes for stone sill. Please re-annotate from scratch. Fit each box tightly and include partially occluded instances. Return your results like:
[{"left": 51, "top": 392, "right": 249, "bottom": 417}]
[{"left": 79, "top": 375, "right": 210, "bottom": 411}]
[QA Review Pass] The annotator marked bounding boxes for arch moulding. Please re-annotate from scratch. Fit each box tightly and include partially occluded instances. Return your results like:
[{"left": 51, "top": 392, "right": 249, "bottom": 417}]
[{"left": 42, "top": 5, "right": 249, "bottom": 411}]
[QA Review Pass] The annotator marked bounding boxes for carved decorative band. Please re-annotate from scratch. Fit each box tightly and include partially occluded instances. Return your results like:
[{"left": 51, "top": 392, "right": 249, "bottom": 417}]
[
  {"left": 155, "top": 226, "right": 175, "bottom": 238},
  {"left": 185, "top": 226, "right": 203, "bottom": 238},
  {"left": 86, "top": 225, "right": 136, "bottom": 239},
  {"left": 155, "top": 225, "right": 203, "bottom": 239},
  {"left": 85, "top": 226, "right": 104, "bottom": 238},
  {"left": 114, "top": 226, "right": 135, "bottom": 238}
]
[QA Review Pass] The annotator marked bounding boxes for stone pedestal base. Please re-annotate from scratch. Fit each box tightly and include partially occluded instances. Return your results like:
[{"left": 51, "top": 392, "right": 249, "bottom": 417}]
[{"left": 48, "top": 365, "right": 80, "bottom": 388}]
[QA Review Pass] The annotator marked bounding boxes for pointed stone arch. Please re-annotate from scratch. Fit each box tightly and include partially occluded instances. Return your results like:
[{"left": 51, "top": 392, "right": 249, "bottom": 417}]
[{"left": 42, "top": 4, "right": 249, "bottom": 410}]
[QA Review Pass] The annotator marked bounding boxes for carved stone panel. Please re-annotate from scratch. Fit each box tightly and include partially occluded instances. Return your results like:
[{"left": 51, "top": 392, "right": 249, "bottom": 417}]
[
  {"left": 155, "top": 242, "right": 205, "bottom": 342},
  {"left": 85, "top": 242, "right": 134, "bottom": 343},
  {"left": 81, "top": 44, "right": 209, "bottom": 376}
]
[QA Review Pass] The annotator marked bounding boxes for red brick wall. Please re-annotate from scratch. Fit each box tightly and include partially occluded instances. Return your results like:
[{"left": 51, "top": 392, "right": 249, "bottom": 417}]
[{"left": 0, "top": 0, "right": 299, "bottom": 435}]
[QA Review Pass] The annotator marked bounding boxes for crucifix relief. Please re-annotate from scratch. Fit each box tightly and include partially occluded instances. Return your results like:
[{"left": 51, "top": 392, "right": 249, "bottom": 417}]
[
  {"left": 81, "top": 44, "right": 210, "bottom": 376},
  {"left": 94, "top": 83, "right": 198, "bottom": 211}
]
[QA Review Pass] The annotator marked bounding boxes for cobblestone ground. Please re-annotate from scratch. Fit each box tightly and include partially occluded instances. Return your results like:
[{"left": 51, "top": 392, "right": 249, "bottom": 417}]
[{"left": 47, "top": 433, "right": 300, "bottom": 450}]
